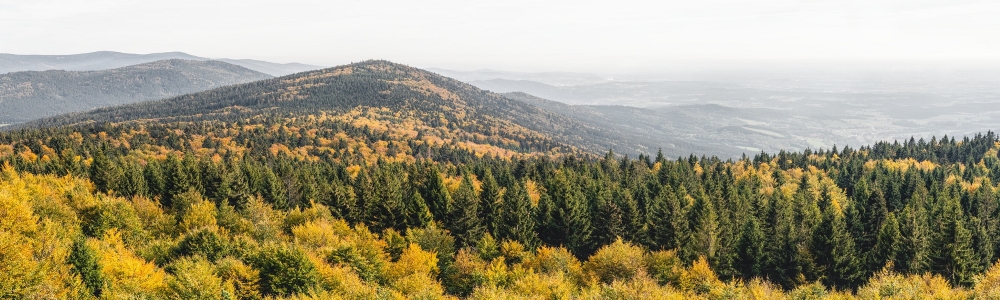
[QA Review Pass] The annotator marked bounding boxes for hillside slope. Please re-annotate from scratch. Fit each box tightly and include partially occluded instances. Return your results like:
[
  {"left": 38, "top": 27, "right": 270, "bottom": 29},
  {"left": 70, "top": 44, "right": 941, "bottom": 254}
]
[
  {"left": 0, "top": 59, "right": 272, "bottom": 123},
  {"left": 0, "top": 51, "right": 322, "bottom": 76},
  {"left": 503, "top": 92, "right": 802, "bottom": 157},
  {"left": 19, "top": 60, "right": 634, "bottom": 156}
]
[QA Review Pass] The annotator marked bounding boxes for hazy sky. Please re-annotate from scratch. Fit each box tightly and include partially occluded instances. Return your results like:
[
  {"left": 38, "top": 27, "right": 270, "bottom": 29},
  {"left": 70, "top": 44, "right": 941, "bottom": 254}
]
[{"left": 2, "top": 0, "right": 999, "bottom": 72}]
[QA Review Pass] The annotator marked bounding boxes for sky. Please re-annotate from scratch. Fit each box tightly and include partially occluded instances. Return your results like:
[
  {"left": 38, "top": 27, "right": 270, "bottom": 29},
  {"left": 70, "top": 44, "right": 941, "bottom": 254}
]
[{"left": 2, "top": 0, "right": 999, "bottom": 72}]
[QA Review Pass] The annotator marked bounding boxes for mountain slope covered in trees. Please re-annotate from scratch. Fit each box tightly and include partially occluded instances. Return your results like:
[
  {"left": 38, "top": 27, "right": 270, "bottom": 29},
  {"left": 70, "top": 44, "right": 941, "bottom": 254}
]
[
  {"left": 4, "top": 59, "right": 1000, "bottom": 299},
  {"left": 17, "top": 60, "right": 634, "bottom": 156},
  {"left": 0, "top": 59, "right": 272, "bottom": 124}
]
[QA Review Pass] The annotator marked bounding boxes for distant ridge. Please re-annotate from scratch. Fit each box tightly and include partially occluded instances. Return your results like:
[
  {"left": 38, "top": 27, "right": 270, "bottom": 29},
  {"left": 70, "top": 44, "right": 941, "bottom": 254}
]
[
  {"left": 0, "top": 51, "right": 323, "bottom": 76},
  {"left": 16, "top": 60, "right": 651, "bottom": 156},
  {"left": 0, "top": 59, "right": 272, "bottom": 123}
]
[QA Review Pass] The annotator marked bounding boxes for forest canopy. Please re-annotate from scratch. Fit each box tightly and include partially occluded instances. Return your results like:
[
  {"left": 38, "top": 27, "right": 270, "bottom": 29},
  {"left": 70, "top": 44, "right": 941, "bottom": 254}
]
[
  {"left": 3, "top": 115, "right": 1000, "bottom": 298},
  {"left": 4, "top": 61, "right": 1000, "bottom": 299}
]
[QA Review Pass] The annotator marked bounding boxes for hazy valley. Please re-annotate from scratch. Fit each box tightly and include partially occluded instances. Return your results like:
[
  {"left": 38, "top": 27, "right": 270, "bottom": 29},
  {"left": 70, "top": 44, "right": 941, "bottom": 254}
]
[{"left": 440, "top": 67, "right": 1000, "bottom": 158}]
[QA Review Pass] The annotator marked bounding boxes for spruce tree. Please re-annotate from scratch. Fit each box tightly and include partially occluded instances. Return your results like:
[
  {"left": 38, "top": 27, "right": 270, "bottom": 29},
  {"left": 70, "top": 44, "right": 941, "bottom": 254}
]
[
  {"left": 69, "top": 237, "right": 104, "bottom": 297},
  {"left": 498, "top": 180, "right": 539, "bottom": 247},
  {"left": 613, "top": 187, "right": 645, "bottom": 244},
  {"left": 688, "top": 192, "right": 719, "bottom": 260},
  {"left": 590, "top": 181, "right": 622, "bottom": 247},
  {"left": 871, "top": 212, "right": 902, "bottom": 270},
  {"left": 422, "top": 167, "right": 452, "bottom": 222},
  {"left": 478, "top": 169, "right": 503, "bottom": 236},
  {"left": 447, "top": 173, "right": 483, "bottom": 247},
  {"left": 735, "top": 216, "right": 766, "bottom": 279},
  {"left": 931, "top": 194, "right": 979, "bottom": 286},
  {"left": 543, "top": 170, "right": 593, "bottom": 257},
  {"left": 897, "top": 203, "right": 930, "bottom": 274},
  {"left": 405, "top": 189, "right": 433, "bottom": 228},
  {"left": 646, "top": 184, "right": 689, "bottom": 253},
  {"left": 89, "top": 148, "right": 118, "bottom": 193},
  {"left": 811, "top": 201, "right": 862, "bottom": 289}
]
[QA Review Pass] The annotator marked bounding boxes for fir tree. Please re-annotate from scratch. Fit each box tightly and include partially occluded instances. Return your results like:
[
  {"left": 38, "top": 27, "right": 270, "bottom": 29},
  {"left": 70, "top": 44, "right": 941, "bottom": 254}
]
[
  {"left": 478, "top": 169, "right": 503, "bottom": 236},
  {"left": 871, "top": 212, "right": 902, "bottom": 270},
  {"left": 405, "top": 189, "right": 433, "bottom": 228},
  {"left": 422, "top": 167, "right": 452, "bottom": 222},
  {"left": 735, "top": 216, "right": 766, "bottom": 279},
  {"left": 646, "top": 184, "right": 689, "bottom": 253},
  {"left": 447, "top": 173, "right": 483, "bottom": 247},
  {"left": 931, "top": 194, "right": 979, "bottom": 286},
  {"left": 498, "top": 180, "right": 539, "bottom": 247}
]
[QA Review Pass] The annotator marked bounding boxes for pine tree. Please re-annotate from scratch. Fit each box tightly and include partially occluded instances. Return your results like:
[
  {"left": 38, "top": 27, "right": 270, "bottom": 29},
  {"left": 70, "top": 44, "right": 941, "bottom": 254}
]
[
  {"left": 811, "top": 201, "right": 862, "bottom": 288},
  {"left": 871, "top": 212, "right": 901, "bottom": 270},
  {"left": 447, "top": 173, "right": 483, "bottom": 247},
  {"left": 931, "top": 194, "right": 979, "bottom": 286},
  {"left": 542, "top": 170, "right": 593, "bottom": 257},
  {"left": 646, "top": 184, "right": 689, "bottom": 253},
  {"left": 68, "top": 237, "right": 104, "bottom": 297},
  {"left": 498, "top": 180, "right": 538, "bottom": 247},
  {"left": 478, "top": 169, "right": 503, "bottom": 236},
  {"left": 405, "top": 189, "right": 433, "bottom": 228},
  {"left": 735, "top": 216, "right": 766, "bottom": 279},
  {"left": 89, "top": 148, "right": 119, "bottom": 193},
  {"left": 688, "top": 192, "right": 719, "bottom": 260},
  {"left": 422, "top": 167, "right": 452, "bottom": 222}
]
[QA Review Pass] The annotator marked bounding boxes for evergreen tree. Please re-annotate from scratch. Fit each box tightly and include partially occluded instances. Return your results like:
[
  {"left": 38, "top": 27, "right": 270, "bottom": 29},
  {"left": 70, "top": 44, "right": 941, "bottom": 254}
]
[
  {"left": 931, "top": 194, "right": 979, "bottom": 286},
  {"left": 688, "top": 192, "right": 719, "bottom": 260},
  {"left": 734, "top": 216, "right": 766, "bottom": 279},
  {"left": 498, "top": 180, "right": 538, "bottom": 247},
  {"left": 447, "top": 173, "right": 483, "bottom": 247},
  {"left": 871, "top": 212, "right": 902, "bottom": 270},
  {"left": 478, "top": 169, "right": 503, "bottom": 236},
  {"left": 646, "top": 184, "right": 689, "bottom": 253},
  {"left": 405, "top": 189, "right": 433, "bottom": 228},
  {"left": 88, "top": 148, "right": 118, "bottom": 193},
  {"left": 369, "top": 166, "right": 407, "bottom": 231},
  {"left": 811, "top": 201, "right": 862, "bottom": 288},
  {"left": 541, "top": 170, "right": 593, "bottom": 257},
  {"left": 422, "top": 167, "right": 452, "bottom": 222},
  {"left": 590, "top": 181, "right": 622, "bottom": 247},
  {"left": 613, "top": 187, "right": 645, "bottom": 244},
  {"left": 68, "top": 237, "right": 104, "bottom": 297}
]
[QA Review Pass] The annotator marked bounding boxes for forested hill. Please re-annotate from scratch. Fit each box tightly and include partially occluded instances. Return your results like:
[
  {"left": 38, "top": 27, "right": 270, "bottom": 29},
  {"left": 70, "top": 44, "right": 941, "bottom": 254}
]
[
  {"left": 7, "top": 59, "right": 1000, "bottom": 298},
  {"left": 0, "top": 59, "right": 272, "bottom": 123},
  {"left": 16, "top": 60, "right": 627, "bottom": 156}
]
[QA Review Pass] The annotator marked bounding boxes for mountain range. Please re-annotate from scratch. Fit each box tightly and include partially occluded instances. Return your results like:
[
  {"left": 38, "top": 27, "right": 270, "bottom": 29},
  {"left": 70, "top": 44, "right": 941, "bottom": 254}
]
[
  {"left": 0, "top": 51, "right": 322, "bottom": 76},
  {"left": 0, "top": 59, "right": 272, "bottom": 124},
  {"left": 15, "top": 60, "right": 694, "bottom": 157}
]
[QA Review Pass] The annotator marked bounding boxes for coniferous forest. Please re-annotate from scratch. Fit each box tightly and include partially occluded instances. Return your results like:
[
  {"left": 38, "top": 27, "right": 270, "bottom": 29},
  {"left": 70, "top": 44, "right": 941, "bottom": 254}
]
[{"left": 4, "top": 61, "right": 1000, "bottom": 299}]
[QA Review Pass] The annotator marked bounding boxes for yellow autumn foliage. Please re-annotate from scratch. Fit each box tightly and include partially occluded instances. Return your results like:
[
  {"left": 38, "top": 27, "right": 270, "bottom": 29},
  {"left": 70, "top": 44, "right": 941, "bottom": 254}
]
[{"left": 90, "top": 229, "right": 168, "bottom": 297}]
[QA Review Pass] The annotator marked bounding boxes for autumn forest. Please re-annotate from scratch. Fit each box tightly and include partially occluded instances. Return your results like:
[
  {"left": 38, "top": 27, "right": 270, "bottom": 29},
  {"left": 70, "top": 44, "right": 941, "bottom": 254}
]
[{"left": 4, "top": 61, "right": 1000, "bottom": 299}]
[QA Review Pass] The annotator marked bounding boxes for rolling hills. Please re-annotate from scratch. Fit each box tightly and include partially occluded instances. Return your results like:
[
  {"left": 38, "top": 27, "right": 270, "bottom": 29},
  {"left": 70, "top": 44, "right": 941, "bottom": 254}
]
[
  {"left": 3, "top": 60, "right": 1000, "bottom": 299},
  {"left": 0, "top": 59, "right": 272, "bottom": 124},
  {"left": 8, "top": 59, "right": 802, "bottom": 158},
  {"left": 17, "top": 60, "right": 645, "bottom": 157},
  {"left": 0, "top": 51, "right": 323, "bottom": 76}
]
